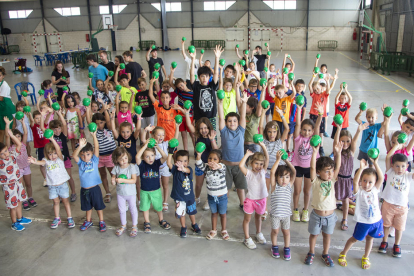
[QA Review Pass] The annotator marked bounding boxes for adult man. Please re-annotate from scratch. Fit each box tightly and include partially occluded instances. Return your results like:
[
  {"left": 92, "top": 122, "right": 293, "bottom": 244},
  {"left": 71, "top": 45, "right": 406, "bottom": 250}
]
[
  {"left": 87, "top": 54, "right": 108, "bottom": 89},
  {"left": 252, "top": 45, "right": 270, "bottom": 78},
  {"left": 122, "top": 51, "right": 147, "bottom": 90},
  {"left": 146, "top": 47, "right": 167, "bottom": 86},
  {"left": 99, "top": 50, "right": 115, "bottom": 81}
]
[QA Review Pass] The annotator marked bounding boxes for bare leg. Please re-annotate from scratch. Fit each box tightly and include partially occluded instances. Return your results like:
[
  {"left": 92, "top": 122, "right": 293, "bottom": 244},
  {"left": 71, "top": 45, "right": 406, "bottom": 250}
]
[
  {"left": 26, "top": 142, "right": 31, "bottom": 157},
  {"left": 220, "top": 213, "right": 227, "bottom": 230},
  {"left": 211, "top": 213, "right": 218, "bottom": 230},
  {"left": 237, "top": 189, "right": 245, "bottom": 206},
  {"left": 287, "top": 134, "right": 293, "bottom": 152},
  {"left": 161, "top": 176, "right": 169, "bottom": 204},
  {"left": 180, "top": 216, "right": 186, "bottom": 227},
  {"left": 309, "top": 234, "right": 318, "bottom": 254},
  {"left": 86, "top": 210, "right": 92, "bottom": 221},
  {"left": 66, "top": 167, "right": 76, "bottom": 195},
  {"left": 181, "top": 131, "right": 188, "bottom": 151},
  {"left": 70, "top": 139, "right": 76, "bottom": 153},
  {"left": 195, "top": 174, "right": 205, "bottom": 199},
  {"left": 342, "top": 198, "right": 349, "bottom": 222},
  {"left": 96, "top": 210, "right": 104, "bottom": 221},
  {"left": 340, "top": 237, "right": 358, "bottom": 256},
  {"left": 303, "top": 177, "right": 312, "bottom": 210},
  {"left": 271, "top": 228, "right": 279, "bottom": 246},
  {"left": 40, "top": 166, "right": 46, "bottom": 179},
  {"left": 10, "top": 207, "right": 17, "bottom": 223},
  {"left": 52, "top": 198, "right": 60, "bottom": 218},
  {"left": 395, "top": 229, "right": 403, "bottom": 245},
  {"left": 322, "top": 232, "right": 331, "bottom": 255},
  {"left": 382, "top": 226, "right": 390, "bottom": 243},
  {"left": 189, "top": 214, "right": 196, "bottom": 225},
  {"left": 255, "top": 213, "right": 262, "bottom": 234},
  {"left": 243, "top": 213, "right": 252, "bottom": 239},
  {"left": 293, "top": 176, "right": 303, "bottom": 209},
  {"left": 22, "top": 174, "right": 32, "bottom": 198},
  {"left": 98, "top": 167, "right": 110, "bottom": 194},
  {"left": 143, "top": 210, "right": 150, "bottom": 222},
  {"left": 365, "top": 236, "right": 374, "bottom": 258},
  {"left": 157, "top": 211, "right": 164, "bottom": 222},
  {"left": 282, "top": 229, "right": 290, "bottom": 247},
  {"left": 62, "top": 198, "right": 72, "bottom": 218}
]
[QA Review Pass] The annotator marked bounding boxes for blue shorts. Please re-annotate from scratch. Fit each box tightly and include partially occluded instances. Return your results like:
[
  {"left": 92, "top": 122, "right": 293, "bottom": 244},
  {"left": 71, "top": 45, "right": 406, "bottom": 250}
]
[
  {"left": 175, "top": 199, "right": 197, "bottom": 218},
  {"left": 208, "top": 194, "right": 228, "bottom": 215},
  {"left": 80, "top": 185, "right": 106, "bottom": 211},
  {"left": 36, "top": 147, "right": 45, "bottom": 161},
  {"left": 48, "top": 182, "right": 69, "bottom": 200},
  {"left": 195, "top": 165, "right": 204, "bottom": 176},
  {"left": 288, "top": 122, "right": 296, "bottom": 135},
  {"left": 266, "top": 102, "right": 275, "bottom": 116},
  {"left": 352, "top": 219, "right": 384, "bottom": 241}
]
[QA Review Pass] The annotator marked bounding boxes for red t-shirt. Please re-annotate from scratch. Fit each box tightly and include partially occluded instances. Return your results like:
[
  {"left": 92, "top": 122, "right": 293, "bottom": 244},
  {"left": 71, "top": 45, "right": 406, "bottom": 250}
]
[
  {"left": 264, "top": 86, "right": 275, "bottom": 103},
  {"left": 310, "top": 92, "right": 329, "bottom": 117},
  {"left": 332, "top": 103, "right": 351, "bottom": 128},
  {"left": 31, "top": 123, "right": 49, "bottom": 148}
]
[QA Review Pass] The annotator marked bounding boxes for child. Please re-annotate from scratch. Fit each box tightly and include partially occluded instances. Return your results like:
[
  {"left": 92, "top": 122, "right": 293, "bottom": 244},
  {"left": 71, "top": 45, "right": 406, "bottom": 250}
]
[
  {"left": 157, "top": 80, "right": 177, "bottom": 105},
  {"left": 135, "top": 78, "right": 156, "bottom": 133},
  {"left": 13, "top": 97, "right": 33, "bottom": 157},
  {"left": 111, "top": 147, "right": 139, "bottom": 237},
  {"left": 378, "top": 146, "right": 413, "bottom": 258},
  {"left": 167, "top": 148, "right": 201, "bottom": 237},
  {"left": 0, "top": 120, "right": 32, "bottom": 231},
  {"left": 136, "top": 140, "right": 171, "bottom": 233},
  {"left": 181, "top": 39, "right": 201, "bottom": 89},
  {"left": 270, "top": 150, "right": 297, "bottom": 260},
  {"left": 239, "top": 144, "right": 269, "bottom": 249},
  {"left": 291, "top": 103, "right": 323, "bottom": 222},
  {"left": 89, "top": 77, "right": 111, "bottom": 110},
  {"left": 305, "top": 142, "right": 342, "bottom": 266},
  {"left": 333, "top": 122, "right": 367, "bottom": 230},
  {"left": 264, "top": 77, "right": 276, "bottom": 123},
  {"left": 62, "top": 93, "right": 83, "bottom": 152},
  {"left": 73, "top": 136, "right": 107, "bottom": 231},
  {"left": 282, "top": 53, "right": 295, "bottom": 88},
  {"left": 331, "top": 84, "right": 352, "bottom": 139},
  {"left": 115, "top": 90, "right": 135, "bottom": 127},
  {"left": 338, "top": 158, "right": 384, "bottom": 269},
  {"left": 41, "top": 80, "right": 56, "bottom": 102},
  {"left": 244, "top": 82, "right": 265, "bottom": 153},
  {"left": 114, "top": 73, "right": 138, "bottom": 110},
  {"left": 244, "top": 79, "right": 261, "bottom": 99},
  {"left": 195, "top": 149, "right": 228, "bottom": 240},
  {"left": 218, "top": 63, "right": 240, "bottom": 117},
  {"left": 28, "top": 136, "right": 74, "bottom": 229},
  {"left": 36, "top": 100, "right": 54, "bottom": 126},
  {"left": 29, "top": 110, "right": 49, "bottom": 186},
  {"left": 355, "top": 107, "right": 382, "bottom": 167},
  {"left": 268, "top": 81, "right": 296, "bottom": 135}
]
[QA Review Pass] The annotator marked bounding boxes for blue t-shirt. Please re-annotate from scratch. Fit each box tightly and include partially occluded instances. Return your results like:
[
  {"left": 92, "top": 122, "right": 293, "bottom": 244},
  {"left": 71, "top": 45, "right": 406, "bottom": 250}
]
[
  {"left": 287, "top": 91, "right": 307, "bottom": 123},
  {"left": 359, "top": 121, "right": 382, "bottom": 153},
  {"left": 221, "top": 125, "right": 245, "bottom": 162},
  {"left": 77, "top": 155, "right": 102, "bottom": 188},
  {"left": 138, "top": 159, "right": 161, "bottom": 191},
  {"left": 89, "top": 64, "right": 108, "bottom": 88},
  {"left": 170, "top": 165, "right": 194, "bottom": 202}
]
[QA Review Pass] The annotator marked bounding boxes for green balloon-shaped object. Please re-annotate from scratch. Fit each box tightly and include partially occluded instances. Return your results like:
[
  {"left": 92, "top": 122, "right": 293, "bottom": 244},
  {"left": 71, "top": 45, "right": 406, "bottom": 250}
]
[
  {"left": 87, "top": 90, "right": 93, "bottom": 96},
  {"left": 15, "top": 111, "right": 24, "bottom": 121},
  {"left": 217, "top": 89, "right": 225, "bottom": 100},
  {"left": 296, "top": 95, "right": 305, "bottom": 106},
  {"left": 310, "top": 135, "right": 322, "bottom": 147},
  {"left": 62, "top": 76, "right": 67, "bottom": 80},
  {"left": 319, "top": 73, "right": 324, "bottom": 79},
  {"left": 175, "top": 115, "right": 183, "bottom": 124},
  {"left": 280, "top": 149, "right": 288, "bottom": 160},
  {"left": 264, "top": 67, "right": 268, "bottom": 72},
  {"left": 195, "top": 142, "right": 206, "bottom": 153},
  {"left": 63, "top": 86, "right": 68, "bottom": 91},
  {"left": 333, "top": 114, "right": 344, "bottom": 125},
  {"left": 244, "top": 50, "right": 249, "bottom": 55},
  {"left": 342, "top": 82, "right": 346, "bottom": 89},
  {"left": 83, "top": 98, "right": 91, "bottom": 107},
  {"left": 52, "top": 102, "right": 60, "bottom": 111},
  {"left": 403, "top": 99, "right": 410, "bottom": 107},
  {"left": 108, "top": 71, "right": 114, "bottom": 77},
  {"left": 148, "top": 138, "right": 157, "bottom": 148},
  {"left": 152, "top": 45, "right": 156, "bottom": 49},
  {"left": 88, "top": 72, "right": 94, "bottom": 78},
  {"left": 115, "top": 85, "right": 122, "bottom": 92},
  {"left": 264, "top": 43, "right": 268, "bottom": 47},
  {"left": 260, "top": 78, "right": 267, "bottom": 86},
  {"left": 171, "top": 61, "right": 178, "bottom": 69},
  {"left": 314, "top": 67, "right": 320, "bottom": 74},
  {"left": 283, "top": 67, "right": 289, "bottom": 74},
  {"left": 118, "top": 174, "right": 127, "bottom": 184},
  {"left": 383, "top": 106, "right": 393, "bottom": 117},
  {"left": 154, "top": 63, "right": 160, "bottom": 70},
  {"left": 38, "top": 89, "right": 45, "bottom": 96},
  {"left": 200, "top": 49, "right": 205, "bottom": 54},
  {"left": 236, "top": 44, "right": 239, "bottom": 48},
  {"left": 239, "top": 59, "right": 246, "bottom": 66},
  {"left": 287, "top": 54, "right": 291, "bottom": 59},
  {"left": 401, "top": 107, "right": 410, "bottom": 116},
  {"left": 182, "top": 37, "right": 186, "bottom": 41},
  {"left": 120, "top": 63, "right": 125, "bottom": 69},
  {"left": 267, "top": 51, "right": 271, "bottom": 56},
  {"left": 184, "top": 100, "right": 192, "bottom": 110},
  {"left": 219, "top": 59, "right": 226, "bottom": 66},
  {"left": 22, "top": 91, "right": 28, "bottom": 97},
  {"left": 23, "top": 106, "right": 31, "bottom": 113},
  {"left": 253, "top": 134, "right": 264, "bottom": 144},
  {"left": 288, "top": 73, "right": 295, "bottom": 81},
  {"left": 261, "top": 100, "right": 270, "bottom": 109},
  {"left": 360, "top": 102, "right": 367, "bottom": 111},
  {"left": 44, "top": 129, "right": 54, "bottom": 139},
  {"left": 398, "top": 133, "right": 408, "bottom": 144},
  {"left": 134, "top": 105, "right": 142, "bottom": 115},
  {"left": 152, "top": 71, "right": 159, "bottom": 79},
  {"left": 188, "top": 45, "right": 195, "bottom": 53},
  {"left": 88, "top": 122, "right": 97, "bottom": 132},
  {"left": 367, "top": 148, "right": 379, "bottom": 159},
  {"left": 54, "top": 92, "right": 58, "bottom": 96},
  {"left": 169, "top": 138, "right": 179, "bottom": 149},
  {"left": 316, "top": 53, "right": 321, "bottom": 59}
]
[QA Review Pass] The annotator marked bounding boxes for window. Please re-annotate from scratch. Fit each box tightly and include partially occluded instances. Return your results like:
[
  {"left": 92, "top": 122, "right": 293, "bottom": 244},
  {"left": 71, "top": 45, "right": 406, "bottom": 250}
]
[
  {"left": 365, "top": 0, "right": 371, "bottom": 8},
  {"left": 263, "top": 0, "right": 296, "bottom": 10},
  {"left": 151, "top": 2, "right": 182, "bottom": 12},
  {"left": 8, "top": 10, "right": 33, "bottom": 19},
  {"left": 54, "top": 7, "right": 81, "bottom": 16},
  {"left": 99, "top": 5, "right": 127, "bottom": 14},
  {"left": 204, "top": 1, "right": 235, "bottom": 10}
]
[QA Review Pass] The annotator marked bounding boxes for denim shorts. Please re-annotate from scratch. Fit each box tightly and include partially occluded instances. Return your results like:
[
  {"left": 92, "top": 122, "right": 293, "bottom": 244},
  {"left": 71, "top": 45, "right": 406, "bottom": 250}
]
[
  {"left": 195, "top": 165, "right": 205, "bottom": 176},
  {"left": 48, "top": 182, "right": 70, "bottom": 200},
  {"left": 208, "top": 194, "right": 228, "bottom": 215}
]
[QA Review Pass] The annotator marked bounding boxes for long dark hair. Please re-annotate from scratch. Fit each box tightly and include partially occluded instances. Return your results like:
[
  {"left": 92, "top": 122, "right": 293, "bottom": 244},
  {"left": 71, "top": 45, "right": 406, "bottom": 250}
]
[
  {"left": 54, "top": 61, "right": 68, "bottom": 78},
  {"left": 115, "top": 55, "right": 124, "bottom": 69}
]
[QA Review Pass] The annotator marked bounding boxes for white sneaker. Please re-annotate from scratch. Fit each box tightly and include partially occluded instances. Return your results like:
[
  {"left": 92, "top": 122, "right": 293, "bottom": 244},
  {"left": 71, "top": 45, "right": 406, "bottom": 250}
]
[
  {"left": 244, "top": 237, "right": 257, "bottom": 249},
  {"left": 195, "top": 197, "right": 201, "bottom": 205},
  {"left": 203, "top": 201, "right": 210, "bottom": 210},
  {"left": 389, "top": 227, "right": 395, "bottom": 237},
  {"left": 256, "top": 232, "right": 267, "bottom": 245}
]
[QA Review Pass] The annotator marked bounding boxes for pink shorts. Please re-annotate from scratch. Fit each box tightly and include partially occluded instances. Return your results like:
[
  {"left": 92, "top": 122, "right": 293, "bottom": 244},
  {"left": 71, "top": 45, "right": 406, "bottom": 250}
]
[
  {"left": 20, "top": 166, "right": 31, "bottom": 176},
  {"left": 2, "top": 179, "right": 26, "bottom": 209},
  {"left": 98, "top": 154, "right": 114, "bottom": 168},
  {"left": 243, "top": 197, "right": 267, "bottom": 215},
  {"left": 64, "top": 158, "right": 73, "bottom": 168}
]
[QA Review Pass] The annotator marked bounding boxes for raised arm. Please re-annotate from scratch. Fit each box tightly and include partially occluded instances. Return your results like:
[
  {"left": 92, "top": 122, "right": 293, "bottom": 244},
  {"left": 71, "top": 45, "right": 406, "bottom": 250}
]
[
  {"left": 91, "top": 131, "right": 99, "bottom": 157},
  {"left": 353, "top": 160, "right": 366, "bottom": 194},
  {"left": 49, "top": 135, "right": 63, "bottom": 160},
  {"left": 351, "top": 122, "right": 368, "bottom": 154},
  {"left": 259, "top": 141, "right": 269, "bottom": 170},
  {"left": 20, "top": 118, "right": 28, "bottom": 145},
  {"left": 148, "top": 78, "right": 157, "bottom": 104},
  {"left": 169, "top": 67, "right": 176, "bottom": 89},
  {"left": 383, "top": 116, "right": 392, "bottom": 152},
  {"left": 334, "top": 86, "right": 343, "bottom": 105},
  {"left": 213, "top": 45, "right": 224, "bottom": 84},
  {"left": 155, "top": 144, "right": 168, "bottom": 164},
  {"left": 372, "top": 157, "right": 384, "bottom": 190},
  {"left": 310, "top": 145, "right": 319, "bottom": 181},
  {"left": 333, "top": 142, "right": 343, "bottom": 179},
  {"left": 56, "top": 109, "right": 68, "bottom": 136},
  {"left": 259, "top": 106, "right": 268, "bottom": 135},
  {"left": 3, "top": 118, "right": 12, "bottom": 148},
  {"left": 110, "top": 110, "right": 118, "bottom": 139},
  {"left": 239, "top": 150, "right": 253, "bottom": 176},
  {"left": 146, "top": 46, "right": 152, "bottom": 62},
  {"left": 313, "top": 103, "right": 324, "bottom": 136},
  {"left": 327, "top": 68, "right": 338, "bottom": 95},
  {"left": 184, "top": 111, "right": 196, "bottom": 134},
  {"left": 276, "top": 107, "right": 289, "bottom": 141},
  {"left": 181, "top": 40, "right": 188, "bottom": 60},
  {"left": 308, "top": 74, "right": 316, "bottom": 95},
  {"left": 270, "top": 152, "right": 282, "bottom": 192},
  {"left": 28, "top": 112, "right": 34, "bottom": 128},
  {"left": 73, "top": 138, "right": 86, "bottom": 163},
  {"left": 355, "top": 109, "right": 364, "bottom": 125},
  {"left": 190, "top": 51, "right": 196, "bottom": 85},
  {"left": 294, "top": 105, "right": 303, "bottom": 138},
  {"left": 255, "top": 83, "right": 266, "bottom": 117},
  {"left": 344, "top": 85, "right": 352, "bottom": 106},
  {"left": 235, "top": 46, "right": 243, "bottom": 59},
  {"left": 133, "top": 113, "right": 142, "bottom": 140},
  {"left": 239, "top": 91, "right": 248, "bottom": 129},
  {"left": 218, "top": 95, "right": 225, "bottom": 131}
]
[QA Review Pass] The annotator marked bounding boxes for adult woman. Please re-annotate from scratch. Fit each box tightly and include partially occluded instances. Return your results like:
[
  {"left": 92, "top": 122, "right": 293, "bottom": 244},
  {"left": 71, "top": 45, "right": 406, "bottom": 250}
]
[
  {"left": 0, "top": 66, "right": 16, "bottom": 143},
  {"left": 51, "top": 61, "right": 70, "bottom": 106},
  {"left": 114, "top": 55, "right": 126, "bottom": 77}
]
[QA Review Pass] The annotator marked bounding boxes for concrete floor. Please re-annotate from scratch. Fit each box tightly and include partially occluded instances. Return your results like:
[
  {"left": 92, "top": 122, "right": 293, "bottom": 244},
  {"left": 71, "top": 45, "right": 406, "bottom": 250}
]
[{"left": 0, "top": 50, "right": 414, "bottom": 276}]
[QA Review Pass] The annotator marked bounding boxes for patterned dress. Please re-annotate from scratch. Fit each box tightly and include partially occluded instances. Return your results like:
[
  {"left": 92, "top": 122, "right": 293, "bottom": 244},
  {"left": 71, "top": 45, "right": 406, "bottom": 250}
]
[
  {"left": 66, "top": 109, "right": 80, "bottom": 139},
  {"left": 334, "top": 153, "right": 353, "bottom": 200}
]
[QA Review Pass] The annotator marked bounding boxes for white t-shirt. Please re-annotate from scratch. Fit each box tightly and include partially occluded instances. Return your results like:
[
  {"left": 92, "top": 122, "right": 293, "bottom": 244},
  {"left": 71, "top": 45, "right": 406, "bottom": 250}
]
[
  {"left": 246, "top": 70, "right": 259, "bottom": 82},
  {"left": 185, "top": 56, "right": 200, "bottom": 81},
  {"left": 0, "top": 80, "right": 11, "bottom": 98},
  {"left": 246, "top": 169, "right": 268, "bottom": 200},
  {"left": 155, "top": 141, "right": 168, "bottom": 169},
  {"left": 388, "top": 129, "right": 413, "bottom": 161},
  {"left": 354, "top": 186, "right": 382, "bottom": 224},
  {"left": 383, "top": 169, "right": 412, "bottom": 207},
  {"left": 267, "top": 71, "right": 279, "bottom": 80},
  {"left": 43, "top": 158, "right": 70, "bottom": 186}
]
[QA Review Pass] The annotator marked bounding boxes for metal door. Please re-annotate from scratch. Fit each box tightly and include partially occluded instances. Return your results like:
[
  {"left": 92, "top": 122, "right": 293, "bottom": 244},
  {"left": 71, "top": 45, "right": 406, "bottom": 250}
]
[
  {"left": 49, "top": 35, "right": 59, "bottom": 52},
  {"left": 34, "top": 35, "right": 46, "bottom": 54}
]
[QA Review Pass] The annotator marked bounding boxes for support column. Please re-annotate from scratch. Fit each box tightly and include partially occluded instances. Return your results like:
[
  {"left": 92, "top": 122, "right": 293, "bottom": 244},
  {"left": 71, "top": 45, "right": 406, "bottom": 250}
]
[
  {"left": 86, "top": 0, "right": 92, "bottom": 36},
  {"left": 248, "top": 0, "right": 250, "bottom": 50},
  {"left": 137, "top": 2, "right": 142, "bottom": 50},
  {"left": 306, "top": 0, "right": 309, "bottom": 50},
  {"left": 360, "top": 31, "right": 364, "bottom": 62},
  {"left": 369, "top": 30, "right": 373, "bottom": 61},
  {"left": 39, "top": 0, "right": 49, "bottom": 53},
  {"left": 160, "top": 0, "right": 169, "bottom": 48},
  {"left": 108, "top": 0, "right": 116, "bottom": 51},
  {"left": 191, "top": 0, "right": 194, "bottom": 42}
]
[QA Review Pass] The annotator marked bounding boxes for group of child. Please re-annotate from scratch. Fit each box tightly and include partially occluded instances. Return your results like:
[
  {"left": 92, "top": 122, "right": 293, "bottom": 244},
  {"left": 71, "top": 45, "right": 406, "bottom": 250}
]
[{"left": 0, "top": 44, "right": 411, "bottom": 270}]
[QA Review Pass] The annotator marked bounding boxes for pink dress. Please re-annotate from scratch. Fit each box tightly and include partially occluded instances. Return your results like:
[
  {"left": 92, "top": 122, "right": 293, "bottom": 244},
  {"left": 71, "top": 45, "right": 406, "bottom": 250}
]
[{"left": 334, "top": 153, "right": 353, "bottom": 200}]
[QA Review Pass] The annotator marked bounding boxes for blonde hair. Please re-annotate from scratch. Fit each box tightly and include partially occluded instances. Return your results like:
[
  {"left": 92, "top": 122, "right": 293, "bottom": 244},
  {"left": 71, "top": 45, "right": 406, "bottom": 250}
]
[
  {"left": 312, "top": 81, "right": 321, "bottom": 88},
  {"left": 366, "top": 108, "right": 378, "bottom": 116},
  {"left": 249, "top": 152, "right": 266, "bottom": 166},
  {"left": 44, "top": 143, "right": 56, "bottom": 160}
]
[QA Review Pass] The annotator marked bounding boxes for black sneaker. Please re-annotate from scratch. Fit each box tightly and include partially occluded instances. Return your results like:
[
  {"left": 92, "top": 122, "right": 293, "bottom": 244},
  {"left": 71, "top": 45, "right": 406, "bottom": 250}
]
[
  {"left": 378, "top": 241, "right": 388, "bottom": 253},
  {"left": 319, "top": 147, "right": 325, "bottom": 157},
  {"left": 191, "top": 223, "right": 201, "bottom": 234},
  {"left": 180, "top": 227, "right": 187, "bottom": 238},
  {"left": 393, "top": 244, "right": 402, "bottom": 258},
  {"left": 22, "top": 201, "right": 30, "bottom": 211}
]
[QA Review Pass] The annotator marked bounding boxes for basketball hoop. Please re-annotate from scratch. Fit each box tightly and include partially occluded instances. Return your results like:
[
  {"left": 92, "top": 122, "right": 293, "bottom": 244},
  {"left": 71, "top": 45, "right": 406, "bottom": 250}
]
[{"left": 109, "top": 25, "right": 118, "bottom": 32}]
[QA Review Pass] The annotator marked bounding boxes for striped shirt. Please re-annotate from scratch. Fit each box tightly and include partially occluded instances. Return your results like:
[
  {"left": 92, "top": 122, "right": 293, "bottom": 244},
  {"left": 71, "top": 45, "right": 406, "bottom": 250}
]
[
  {"left": 175, "top": 87, "right": 194, "bottom": 116},
  {"left": 262, "top": 139, "right": 285, "bottom": 170},
  {"left": 195, "top": 160, "right": 227, "bottom": 196},
  {"left": 96, "top": 128, "right": 117, "bottom": 156},
  {"left": 270, "top": 184, "right": 292, "bottom": 217}
]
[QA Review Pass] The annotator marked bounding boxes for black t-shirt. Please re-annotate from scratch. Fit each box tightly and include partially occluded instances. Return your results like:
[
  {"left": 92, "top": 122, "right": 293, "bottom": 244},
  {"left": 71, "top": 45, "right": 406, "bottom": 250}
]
[
  {"left": 242, "top": 56, "right": 248, "bottom": 71},
  {"left": 100, "top": 62, "right": 115, "bottom": 81},
  {"left": 54, "top": 133, "right": 70, "bottom": 162},
  {"left": 192, "top": 81, "right": 218, "bottom": 121},
  {"left": 194, "top": 137, "right": 212, "bottom": 163},
  {"left": 117, "top": 135, "right": 138, "bottom": 164},
  {"left": 254, "top": 54, "right": 267, "bottom": 71},
  {"left": 51, "top": 70, "right": 70, "bottom": 86},
  {"left": 125, "top": 62, "right": 144, "bottom": 90},
  {"left": 147, "top": 57, "right": 164, "bottom": 83},
  {"left": 135, "top": 90, "right": 155, "bottom": 118}
]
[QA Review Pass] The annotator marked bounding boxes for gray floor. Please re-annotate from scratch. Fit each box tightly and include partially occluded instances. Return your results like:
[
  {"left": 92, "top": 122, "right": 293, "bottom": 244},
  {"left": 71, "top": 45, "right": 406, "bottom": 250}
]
[{"left": 0, "top": 50, "right": 414, "bottom": 276}]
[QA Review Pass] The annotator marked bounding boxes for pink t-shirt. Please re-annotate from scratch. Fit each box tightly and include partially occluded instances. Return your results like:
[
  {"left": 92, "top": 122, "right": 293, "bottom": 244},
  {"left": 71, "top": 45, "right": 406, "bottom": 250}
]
[
  {"left": 245, "top": 169, "right": 268, "bottom": 200},
  {"left": 291, "top": 135, "right": 319, "bottom": 168},
  {"left": 9, "top": 144, "right": 30, "bottom": 169},
  {"left": 157, "top": 90, "right": 177, "bottom": 106},
  {"left": 117, "top": 110, "right": 133, "bottom": 127}
]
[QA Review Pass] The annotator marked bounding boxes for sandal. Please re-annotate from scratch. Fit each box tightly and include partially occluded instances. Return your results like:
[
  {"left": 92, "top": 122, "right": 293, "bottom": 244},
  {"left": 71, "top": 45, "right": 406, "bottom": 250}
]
[
  {"left": 221, "top": 230, "right": 230, "bottom": 241},
  {"left": 338, "top": 254, "right": 347, "bottom": 267},
  {"left": 130, "top": 226, "right": 138, "bottom": 237},
  {"left": 321, "top": 254, "right": 335, "bottom": 267},
  {"left": 162, "top": 203, "right": 169, "bottom": 212},
  {"left": 159, "top": 220, "right": 171, "bottom": 230},
  {"left": 206, "top": 230, "right": 217, "bottom": 240},
  {"left": 261, "top": 211, "right": 268, "bottom": 221},
  {"left": 104, "top": 193, "right": 112, "bottom": 203},
  {"left": 144, "top": 222, "right": 151, "bottom": 233},
  {"left": 361, "top": 255, "right": 371, "bottom": 269},
  {"left": 304, "top": 253, "right": 314, "bottom": 265},
  {"left": 341, "top": 219, "right": 348, "bottom": 231},
  {"left": 115, "top": 226, "right": 126, "bottom": 237}
]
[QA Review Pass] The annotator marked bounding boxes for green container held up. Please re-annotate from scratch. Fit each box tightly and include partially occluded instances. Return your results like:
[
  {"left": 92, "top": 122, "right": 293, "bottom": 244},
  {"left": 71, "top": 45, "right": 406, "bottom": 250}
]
[
  {"left": 244, "top": 50, "right": 249, "bottom": 55},
  {"left": 184, "top": 100, "right": 192, "bottom": 110},
  {"left": 182, "top": 37, "right": 186, "bottom": 41},
  {"left": 219, "top": 59, "right": 226, "bottom": 66},
  {"left": 83, "top": 98, "right": 91, "bottom": 107},
  {"left": 316, "top": 53, "right": 321, "bottom": 59},
  {"left": 383, "top": 106, "right": 393, "bottom": 117},
  {"left": 200, "top": 49, "right": 205, "bottom": 54},
  {"left": 63, "top": 86, "right": 68, "bottom": 91},
  {"left": 175, "top": 115, "right": 183, "bottom": 124},
  {"left": 310, "top": 135, "right": 322, "bottom": 147},
  {"left": 188, "top": 45, "right": 195, "bottom": 53},
  {"left": 115, "top": 85, "right": 122, "bottom": 92},
  {"left": 360, "top": 102, "right": 367, "bottom": 111},
  {"left": 21, "top": 91, "right": 27, "bottom": 97},
  {"left": 88, "top": 72, "right": 94, "bottom": 78},
  {"left": 367, "top": 148, "right": 379, "bottom": 159},
  {"left": 38, "top": 89, "right": 45, "bottom": 96},
  {"left": 169, "top": 138, "right": 179, "bottom": 148},
  {"left": 171, "top": 61, "right": 178, "bottom": 69},
  {"left": 236, "top": 44, "right": 239, "bottom": 48},
  {"left": 195, "top": 142, "right": 206, "bottom": 153},
  {"left": 403, "top": 99, "right": 410, "bottom": 107},
  {"left": 260, "top": 78, "right": 267, "bottom": 86},
  {"left": 253, "top": 134, "right": 264, "bottom": 144},
  {"left": 120, "top": 63, "right": 125, "bottom": 69},
  {"left": 398, "top": 133, "right": 408, "bottom": 144},
  {"left": 319, "top": 73, "right": 324, "bottom": 79},
  {"left": 88, "top": 122, "right": 97, "bottom": 132},
  {"left": 288, "top": 73, "right": 295, "bottom": 81},
  {"left": 342, "top": 82, "right": 346, "bottom": 89},
  {"left": 54, "top": 92, "right": 58, "bottom": 96},
  {"left": 264, "top": 43, "right": 268, "bottom": 47},
  {"left": 267, "top": 51, "right": 271, "bottom": 56},
  {"left": 87, "top": 90, "right": 93, "bottom": 96},
  {"left": 333, "top": 114, "right": 344, "bottom": 125},
  {"left": 283, "top": 67, "right": 289, "bottom": 74},
  {"left": 134, "top": 105, "right": 142, "bottom": 115},
  {"left": 152, "top": 45, "right": 156, "bottom": 50},
  {"left": 62, "top": 76, "right": 66, "bottom": 80},
  {"left": 118, "top": 174, "right": 127, "bottom": 184},
  {"left": 23, "top": 106, "right": 31, "bottom": 113},
  {"left": 287, "top": 54, "right": 291, "bottom": 59},
  {"left": 108, "top": 71, "right": 114, "bottom": 77},
  {"left": 264, "top": 67, "right": 268, "bottom": 72},
  {"left": 15, "top": 111, "right": 24, "bottom": 121},
  {"left": 239, "top": 60, "right": 246, "bottom": 66},
  {"left": 261, "top": 100, "right": 270, "bottom": 109},
  {"left": 52, "top": 102, "right": 60, "bottom": 111},
  {"left": 296, "top": 95, "right": 305, "bottom": 106},
  {"left": 280, "top": 149, "right": 288, "bottom": 160},
  {"left": 314, "top": 67, "right": 320, "bottom": 74},
  {"left": 152, "top": 71, "right": 159, "bottom": 79},
  {"left": 217, "top": 90, "right": 225, "bottom": 100},
  {"left": 148, "top": 138, "right": 157, "bottom": 148},
  {"left": 154, "top": 63, "right": 161, "bottom": 70},
  {"left": 44, "top": 129, "right": 54, "bottom": 139},
  {"left": 401, "top": 107, "right": 410, "bottom": 116}
]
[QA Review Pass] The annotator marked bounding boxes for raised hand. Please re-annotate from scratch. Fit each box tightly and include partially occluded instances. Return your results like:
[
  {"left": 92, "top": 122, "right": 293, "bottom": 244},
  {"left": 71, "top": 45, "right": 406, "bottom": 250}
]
[
  {"left": 358, "top": 122, "right": 369, "bottom": 132},
  {"left": 79, "top": 138, "right": 87, "bottom": 148},
  {"left": 208, "top": 162, "right": 221, "bottom": 170},
  {"left": 214, "top": 45, "right": 224, "bottom": 58},
  {"left": 208, "top": 130, "right": 216, "bottom": 140}
]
